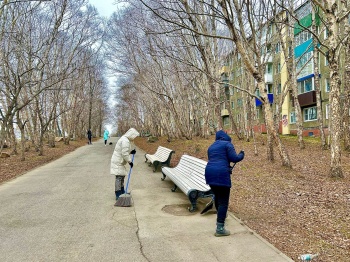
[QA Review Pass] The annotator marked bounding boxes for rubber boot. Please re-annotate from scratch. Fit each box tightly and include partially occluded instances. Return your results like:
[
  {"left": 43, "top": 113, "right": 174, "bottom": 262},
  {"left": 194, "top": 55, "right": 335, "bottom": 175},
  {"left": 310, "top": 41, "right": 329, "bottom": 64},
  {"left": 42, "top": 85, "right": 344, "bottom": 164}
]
[
  {"left": 115, "top": 190, "right": 123, "bottom": 200},
  {"left": 121, "top": 186, "right": 125, "bottom": 195},
  {"left": 215, "top": 222, "right": 230, "bottom": 237}
]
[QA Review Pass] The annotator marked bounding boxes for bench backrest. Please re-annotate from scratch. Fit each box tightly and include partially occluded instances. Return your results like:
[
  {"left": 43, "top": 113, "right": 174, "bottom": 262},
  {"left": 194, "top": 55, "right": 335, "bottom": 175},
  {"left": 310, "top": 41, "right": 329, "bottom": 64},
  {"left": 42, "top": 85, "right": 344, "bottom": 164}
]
[
  {"left": 153, "top": 146, "right": 174, "bottom": 162},
  {"left": 174, "top": 155, "right": 209, "bottom": 191}
]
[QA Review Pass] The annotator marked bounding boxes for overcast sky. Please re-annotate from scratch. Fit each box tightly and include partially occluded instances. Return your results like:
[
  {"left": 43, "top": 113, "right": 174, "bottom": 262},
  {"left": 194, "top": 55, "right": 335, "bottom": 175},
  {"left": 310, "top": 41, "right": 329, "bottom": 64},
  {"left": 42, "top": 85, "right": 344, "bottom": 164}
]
[{"left": 89, "top": 0, "right": 117, "bottom": 18}]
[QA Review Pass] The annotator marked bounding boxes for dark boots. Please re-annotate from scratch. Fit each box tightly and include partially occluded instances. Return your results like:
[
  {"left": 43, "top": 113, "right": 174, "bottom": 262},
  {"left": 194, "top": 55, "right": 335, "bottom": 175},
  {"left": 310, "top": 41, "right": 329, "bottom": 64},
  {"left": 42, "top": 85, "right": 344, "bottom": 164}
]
[
  {"left": 115, "top": 187, "right": 125, "bottom": 200},
  {"left": 215, "top": 222, "right": 230, "bottom": 237},
  {"left": 115, "top": 190, "right": 122, "bottom": 200}
]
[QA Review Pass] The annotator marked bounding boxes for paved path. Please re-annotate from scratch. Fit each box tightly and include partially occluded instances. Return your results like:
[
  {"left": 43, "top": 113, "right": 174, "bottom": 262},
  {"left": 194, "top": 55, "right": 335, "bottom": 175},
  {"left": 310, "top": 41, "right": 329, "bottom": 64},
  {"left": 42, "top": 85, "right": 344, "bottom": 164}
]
[{"left": 0, "top": 137, "right": 294, "bottom": 262}]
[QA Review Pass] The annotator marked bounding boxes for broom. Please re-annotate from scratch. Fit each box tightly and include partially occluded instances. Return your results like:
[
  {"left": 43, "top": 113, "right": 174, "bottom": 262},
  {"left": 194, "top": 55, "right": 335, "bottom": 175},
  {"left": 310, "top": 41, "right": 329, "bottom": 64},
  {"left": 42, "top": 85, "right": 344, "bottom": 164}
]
[
  {"left": 114, "top": 153, "right": 135, "bottom": 207},
  {"left": 200, "top": 195, "right": 214, "bottom": 214}
]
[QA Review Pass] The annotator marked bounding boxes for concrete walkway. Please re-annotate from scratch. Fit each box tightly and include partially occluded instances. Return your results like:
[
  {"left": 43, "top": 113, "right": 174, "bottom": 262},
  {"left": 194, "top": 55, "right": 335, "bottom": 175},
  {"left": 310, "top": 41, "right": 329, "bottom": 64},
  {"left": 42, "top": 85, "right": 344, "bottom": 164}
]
[{"left": 0, "top": 137, "right": 294, "bottom": 262}]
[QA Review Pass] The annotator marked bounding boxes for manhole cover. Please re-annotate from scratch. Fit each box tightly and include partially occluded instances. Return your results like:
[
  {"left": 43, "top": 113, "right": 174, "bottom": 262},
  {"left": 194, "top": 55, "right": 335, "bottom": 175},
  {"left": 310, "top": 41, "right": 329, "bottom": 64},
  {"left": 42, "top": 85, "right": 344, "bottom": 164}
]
[{"left": 162, "top": 204, "right": 197, "bottom": 216}]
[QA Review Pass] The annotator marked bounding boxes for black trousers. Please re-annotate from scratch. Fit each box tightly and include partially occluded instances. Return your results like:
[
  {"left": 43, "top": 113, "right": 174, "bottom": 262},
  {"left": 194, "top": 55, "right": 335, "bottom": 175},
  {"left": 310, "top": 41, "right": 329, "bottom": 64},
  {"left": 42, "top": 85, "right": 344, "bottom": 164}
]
[{"left": 210, "top": 185, "right": 231, "bottom": 224}]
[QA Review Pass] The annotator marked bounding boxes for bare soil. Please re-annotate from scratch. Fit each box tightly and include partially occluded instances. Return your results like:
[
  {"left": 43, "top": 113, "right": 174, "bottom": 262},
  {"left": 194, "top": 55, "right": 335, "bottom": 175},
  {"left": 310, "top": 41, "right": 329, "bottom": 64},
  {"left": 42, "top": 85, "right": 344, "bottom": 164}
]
[{"left": 1, "top": 135, "right": 349, "bottom": 261}]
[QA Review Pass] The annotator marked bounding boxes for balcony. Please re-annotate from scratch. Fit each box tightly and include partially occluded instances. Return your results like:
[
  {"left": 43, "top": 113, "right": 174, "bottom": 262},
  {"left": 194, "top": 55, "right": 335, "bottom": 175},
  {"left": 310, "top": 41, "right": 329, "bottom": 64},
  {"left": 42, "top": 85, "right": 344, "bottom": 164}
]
[
  {"left": 298, "top": 91, "right": 316, "bottom": 107},
  {"left": 221, "top": 109, "right": 229, "bottom": 116},
  {"left": 255, "top": 94, "right": 274, "bottom": 106},
  {"left": 264, "top": 73, "right": 273, "bottom": 83},
  {"left": 220, "top": 66, "right": 229, "bottom": 75},
  {"left": 261, "top": 53, "right": 273, "bottom": 63}
]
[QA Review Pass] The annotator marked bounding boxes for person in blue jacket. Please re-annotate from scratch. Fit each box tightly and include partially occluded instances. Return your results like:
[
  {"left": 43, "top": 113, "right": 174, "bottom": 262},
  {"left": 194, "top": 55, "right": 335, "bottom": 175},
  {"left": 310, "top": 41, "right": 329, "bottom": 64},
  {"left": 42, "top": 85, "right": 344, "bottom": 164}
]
[
  {"left": 103, "top": 129, "right": 110, "bottom": 146},
  {"left": 205, "top": 130, "right": 244, "bottom": 237}
]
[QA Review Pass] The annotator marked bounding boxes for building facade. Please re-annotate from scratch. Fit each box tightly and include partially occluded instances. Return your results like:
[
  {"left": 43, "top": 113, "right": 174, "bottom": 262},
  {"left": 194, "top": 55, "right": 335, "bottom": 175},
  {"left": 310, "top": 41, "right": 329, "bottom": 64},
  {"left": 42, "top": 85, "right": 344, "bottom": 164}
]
[{"left": 220, "top": 1, "right": 342, "bottom": 137}]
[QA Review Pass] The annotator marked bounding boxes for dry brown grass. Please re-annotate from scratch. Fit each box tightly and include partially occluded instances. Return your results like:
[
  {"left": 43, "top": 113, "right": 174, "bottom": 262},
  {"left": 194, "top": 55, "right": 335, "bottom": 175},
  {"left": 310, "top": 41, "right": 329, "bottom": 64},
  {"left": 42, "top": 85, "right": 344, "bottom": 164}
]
[
  {"left": 134, "top": 135, "right": 350, "bottom": 262},
  {"left": 0, "top": 138, "right": 90, "bottom": 184}
]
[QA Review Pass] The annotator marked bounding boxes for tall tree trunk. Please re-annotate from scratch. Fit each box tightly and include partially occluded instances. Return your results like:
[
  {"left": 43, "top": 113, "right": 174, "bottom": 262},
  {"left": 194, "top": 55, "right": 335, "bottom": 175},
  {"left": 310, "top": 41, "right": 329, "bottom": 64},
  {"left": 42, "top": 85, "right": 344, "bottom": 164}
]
[
  {"left": 326, "top": 7, "right": 344, "bottom": 178},
  {"left": 258, "top": 81, "right": 291, "bottom": 166},
  {"left": 343, "top": 28, "right": 350, "bottom": 151},
  {"left": 312, "top": 6, "right": 327, "bottom": 149}
]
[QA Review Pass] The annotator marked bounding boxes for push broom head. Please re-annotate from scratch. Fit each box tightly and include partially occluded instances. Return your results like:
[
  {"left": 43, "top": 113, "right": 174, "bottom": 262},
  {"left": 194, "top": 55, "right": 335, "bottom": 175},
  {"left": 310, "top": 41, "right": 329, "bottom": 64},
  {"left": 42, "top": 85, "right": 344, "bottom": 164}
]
[
  {"left": 114, "top": 193, "right": 132, "bottom": 207},
  {"left": 200, "top": 198, "right": 214, "bottom": 214}
]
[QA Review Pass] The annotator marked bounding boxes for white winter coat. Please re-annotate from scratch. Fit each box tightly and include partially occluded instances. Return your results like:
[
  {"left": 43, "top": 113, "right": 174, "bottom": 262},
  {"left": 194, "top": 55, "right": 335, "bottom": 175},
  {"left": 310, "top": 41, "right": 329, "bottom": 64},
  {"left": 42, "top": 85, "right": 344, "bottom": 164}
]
[{"left": 110, "top": 128, "right": 140, "bottom": 176}]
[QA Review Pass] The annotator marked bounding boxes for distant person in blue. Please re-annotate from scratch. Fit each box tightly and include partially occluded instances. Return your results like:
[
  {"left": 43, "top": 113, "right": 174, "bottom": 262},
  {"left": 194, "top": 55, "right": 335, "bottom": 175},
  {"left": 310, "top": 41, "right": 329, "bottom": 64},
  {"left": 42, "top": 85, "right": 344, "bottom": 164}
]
[
  {"left": 103, "top": 129, "right": 110, "bottom": 146},
  {"left": 205, "top": 130, "right": 244, "bottom": 237}
]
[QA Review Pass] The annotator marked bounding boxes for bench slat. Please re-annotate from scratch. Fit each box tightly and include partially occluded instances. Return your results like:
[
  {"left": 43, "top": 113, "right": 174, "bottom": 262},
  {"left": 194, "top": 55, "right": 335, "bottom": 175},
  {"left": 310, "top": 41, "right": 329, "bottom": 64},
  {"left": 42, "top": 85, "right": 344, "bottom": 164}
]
[{"left": 161, "top": 154, "right": 210, "bottom": 194}]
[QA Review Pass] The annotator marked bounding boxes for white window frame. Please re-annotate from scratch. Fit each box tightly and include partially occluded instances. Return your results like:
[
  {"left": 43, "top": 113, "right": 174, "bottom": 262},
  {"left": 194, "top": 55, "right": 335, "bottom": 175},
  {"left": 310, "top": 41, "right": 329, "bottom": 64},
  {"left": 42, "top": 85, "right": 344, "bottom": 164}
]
[
  {"left": 325, "top": 104, "right": 330, "bottom": 119},
  {"left": 290, "top": 111, "right": 296, "bottom": 123},
  {"left": 304, "top": 106, "right": 317, "bottom": 122},
  {"left": 325, "top": 78, "right": 330, "bottom": 93},
  {"left": 298, "top": 78, "right": 314, "bottom": 94}
]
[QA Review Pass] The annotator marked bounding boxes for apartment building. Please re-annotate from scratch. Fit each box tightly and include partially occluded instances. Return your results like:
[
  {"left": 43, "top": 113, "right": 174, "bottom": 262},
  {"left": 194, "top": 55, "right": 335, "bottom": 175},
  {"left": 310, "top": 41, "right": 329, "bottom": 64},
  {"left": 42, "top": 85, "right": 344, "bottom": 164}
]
[{"left": 221, "top": 1, "right": 336, "bottom": 137}]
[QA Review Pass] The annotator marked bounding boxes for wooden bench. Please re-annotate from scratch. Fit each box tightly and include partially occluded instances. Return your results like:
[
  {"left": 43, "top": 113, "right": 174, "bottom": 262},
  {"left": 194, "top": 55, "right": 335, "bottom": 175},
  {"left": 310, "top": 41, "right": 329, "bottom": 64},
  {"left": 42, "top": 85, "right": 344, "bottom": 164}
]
[
  {"left": 144, "top": 146, "right": 175, "bottom": 172},
  {"left": 161, "top": 154, "right": 213, "bottom": 212}
]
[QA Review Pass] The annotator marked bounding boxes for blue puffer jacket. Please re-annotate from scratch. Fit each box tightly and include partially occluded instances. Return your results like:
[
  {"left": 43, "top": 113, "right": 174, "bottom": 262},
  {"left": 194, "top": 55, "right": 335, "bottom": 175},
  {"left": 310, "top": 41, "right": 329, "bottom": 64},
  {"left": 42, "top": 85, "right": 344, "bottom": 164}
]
[{"left": 205, "top": 130, "right": 244, "bottom": 188}]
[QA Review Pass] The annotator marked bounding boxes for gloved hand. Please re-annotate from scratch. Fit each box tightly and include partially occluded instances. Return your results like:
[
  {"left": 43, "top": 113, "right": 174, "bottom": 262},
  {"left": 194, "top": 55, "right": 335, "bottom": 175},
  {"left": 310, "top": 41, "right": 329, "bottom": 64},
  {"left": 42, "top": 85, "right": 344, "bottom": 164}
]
[
  {"left": 130, "top": 149, "right": 136, "bottom": 155},
  {"left": 129, "top": 162, "right": 134, "bottom": 168},
  {"left": 239, "top": 150, "right": 245, "bottom": 157}
]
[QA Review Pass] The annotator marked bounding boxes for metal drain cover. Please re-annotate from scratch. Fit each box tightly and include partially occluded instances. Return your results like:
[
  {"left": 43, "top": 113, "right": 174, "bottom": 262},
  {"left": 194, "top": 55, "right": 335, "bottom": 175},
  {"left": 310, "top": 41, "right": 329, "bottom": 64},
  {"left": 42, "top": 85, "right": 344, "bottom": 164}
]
[{"left": 162, "top": 204, "right": 196, "bottom": 216}]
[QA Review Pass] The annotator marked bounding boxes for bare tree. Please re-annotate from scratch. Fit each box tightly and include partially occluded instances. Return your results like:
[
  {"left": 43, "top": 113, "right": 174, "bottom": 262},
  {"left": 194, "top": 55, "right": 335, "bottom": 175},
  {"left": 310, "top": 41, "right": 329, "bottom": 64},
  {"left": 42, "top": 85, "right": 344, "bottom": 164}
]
[{"left": 311, "top": 0, "right": 350, "bottom": 178}]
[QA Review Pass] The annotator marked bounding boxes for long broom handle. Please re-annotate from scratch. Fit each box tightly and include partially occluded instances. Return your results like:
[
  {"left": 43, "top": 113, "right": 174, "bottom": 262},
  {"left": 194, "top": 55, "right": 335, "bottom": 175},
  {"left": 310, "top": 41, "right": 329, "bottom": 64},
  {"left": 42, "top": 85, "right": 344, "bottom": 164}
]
[{"left": 125, "top": 153, "right": 135, "bottom": 194}]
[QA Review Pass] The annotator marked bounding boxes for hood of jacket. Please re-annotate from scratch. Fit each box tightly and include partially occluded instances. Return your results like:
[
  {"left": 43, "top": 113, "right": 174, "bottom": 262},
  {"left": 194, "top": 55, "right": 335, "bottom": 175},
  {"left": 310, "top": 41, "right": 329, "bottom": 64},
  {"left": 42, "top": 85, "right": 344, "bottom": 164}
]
[
  {"left": 123, "top": 128, "right": 140, "bottom": 141},
  {"left": 215, "top": 130, "right": 231, "bottom": 142}
]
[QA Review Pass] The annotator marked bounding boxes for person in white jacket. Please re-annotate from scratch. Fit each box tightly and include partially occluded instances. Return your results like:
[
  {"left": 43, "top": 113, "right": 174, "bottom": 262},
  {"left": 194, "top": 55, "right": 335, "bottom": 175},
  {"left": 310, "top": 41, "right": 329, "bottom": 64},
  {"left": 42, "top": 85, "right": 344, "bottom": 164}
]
[{"left": 110, "top": 128, "right": 140, "bottom": 201}]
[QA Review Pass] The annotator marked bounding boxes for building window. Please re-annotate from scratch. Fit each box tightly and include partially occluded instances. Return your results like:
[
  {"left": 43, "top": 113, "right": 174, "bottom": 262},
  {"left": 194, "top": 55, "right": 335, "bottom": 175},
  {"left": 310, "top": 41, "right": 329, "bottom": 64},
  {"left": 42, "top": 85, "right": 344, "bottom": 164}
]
[
  {"left": 267, "top": 84, "right": 273, "bottom": 94},
  {"left": 288, "top": 45, "right": 293, "bottom": 58},
  {"left": 275, "top": 42, "right": 280, "bottom": 53},
  {"left": 223, "top": 116, "right": 229, "bottom": 126},
  {"left": 324, "top": 27, "right": 328, "bottom": 40},
  {"left": 325, "top": 52, "right": 329, "bottom": 66},
  {"left": 276, "top": 63, "right": 281, "bottom": 73},
  {"left": 296, "top": 51, "right": 312, "bottom": 70},
  {"left": 304, "top": 106, "right": 317, "bottom": 121},
  {"left": 229, "top": 72, "right": 234, "bottom": 80},
  {"left": 266, "top": 44, "right": 272, "bottom": 53},
  {"left": 255, "top": 108, "right": 260, "bottom": 119},
  {"left": 298, "top": 78, "right": 313, "bottom": 94},
  {"left": 325, "top": 78, "right": 330, "bottom": 92},
  {"left": 231, "top": 101, "right": 234, "bottom": 109},
  {"left": 237, "top": 114, "right": 242, "bottom": 122},
  {"left": 256, "top": 89, "right": 260, "bottom": 97},
  {"left": 326, "top": 104, "right": 330, "bottom": 119},
  {"left": 266, "top": 63, "right": 273, "bottom": 74},
  {"left": 295, "top": 30, "right": 312, "bottom": 46},
  {"left": 237, "top": 98, "right": 243, "bottom": 107},
  {"left": 277, "top": 83, "right": 282, "bottom": 94},
  {"left": 290, "top": 111, "right": 296, "bottom": 123},
  {"left": 229, "top": 87, "right": 234, "bottom": 95}
]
